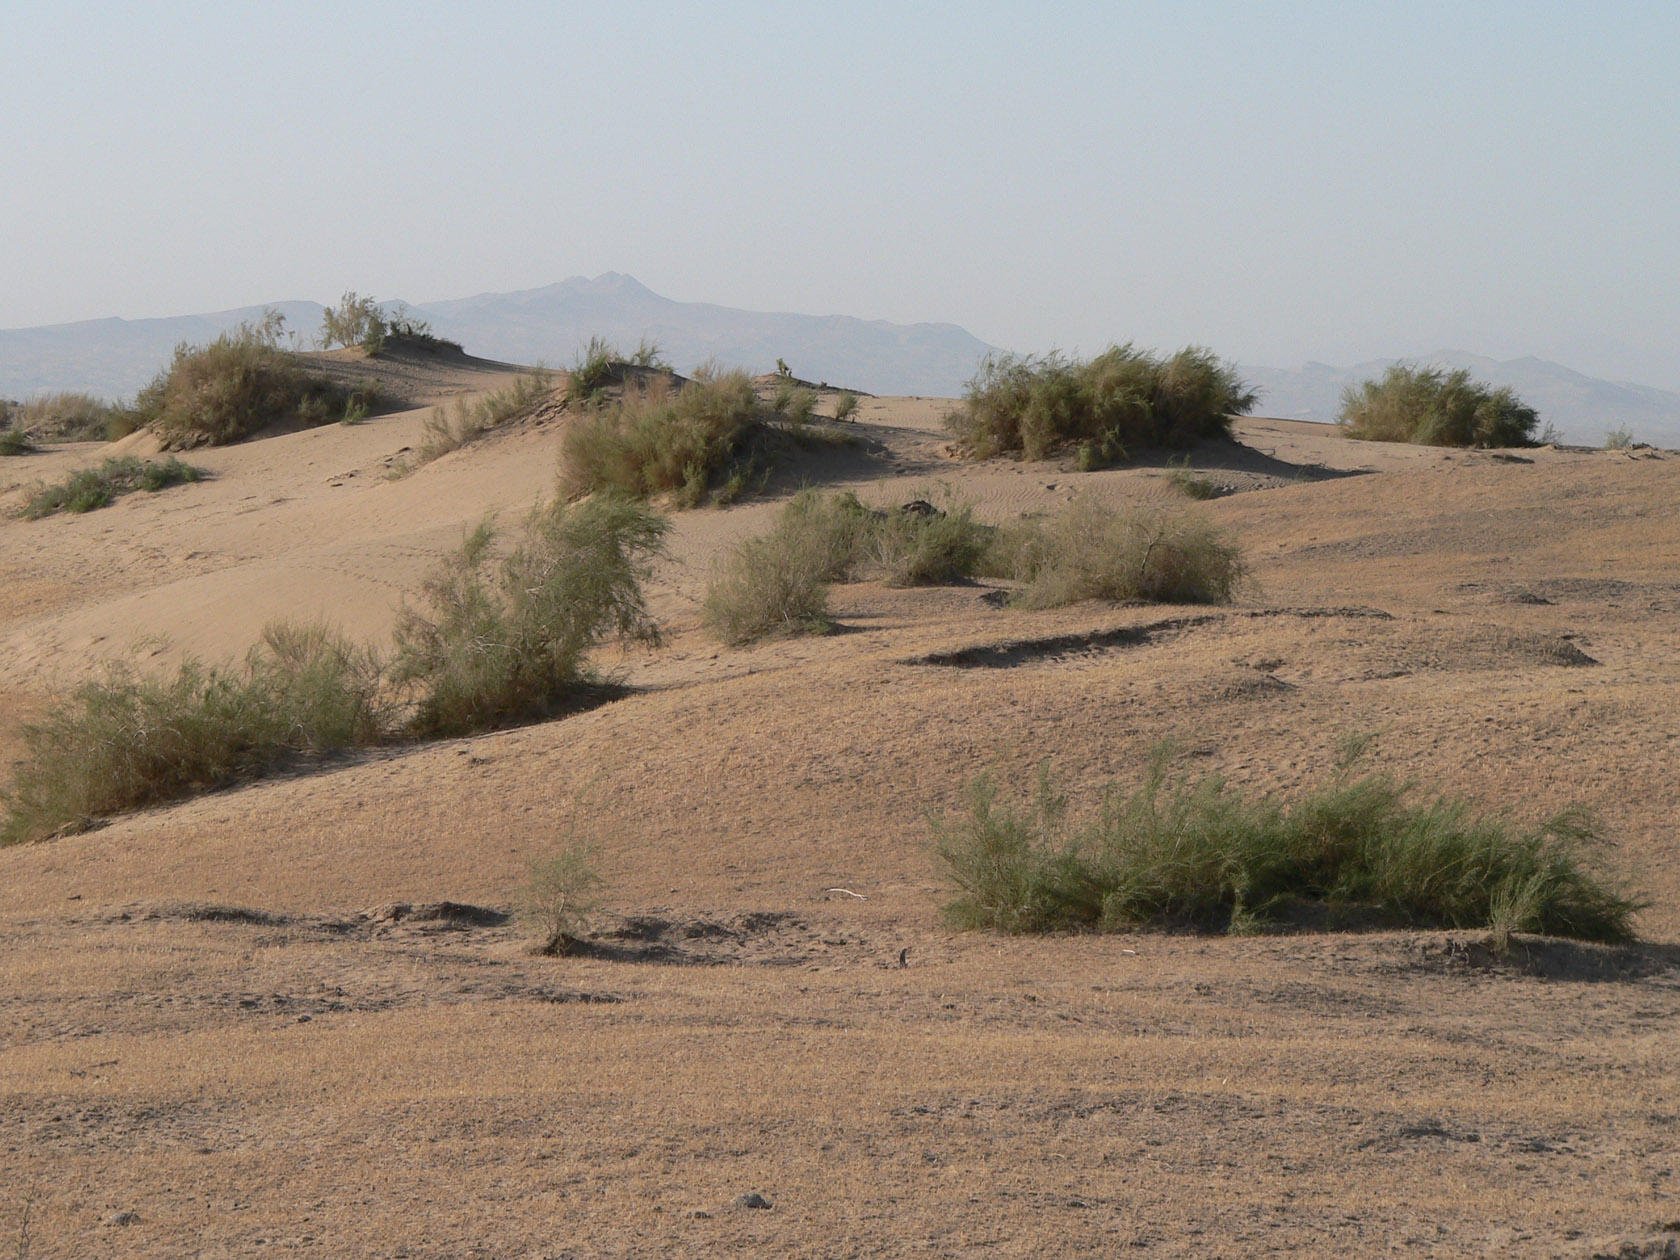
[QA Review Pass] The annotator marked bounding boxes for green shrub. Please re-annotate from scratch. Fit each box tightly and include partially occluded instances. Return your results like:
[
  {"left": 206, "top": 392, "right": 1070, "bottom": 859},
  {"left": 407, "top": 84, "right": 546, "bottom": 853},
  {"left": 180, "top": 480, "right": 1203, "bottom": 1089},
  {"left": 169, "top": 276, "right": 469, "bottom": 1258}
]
[
  {"left": 773, "top": 382, "right": 817, "bottom": 424},
  {"left": 0, "top": 622, "right": 383, "bottom": 846},
  {"left": 990, "top": 495, "right": 1245, "bottom": 608},
  {"left": 933, "top": 749, "right": 1641, "bottom": 942},
  {"left": 567, "top": 335, "right": 620, "bottom": 404},
  {"left": 865, "top": 496, "right": 995, "bottom": 586},
  {"left": 833, "top": 390, "right": 860, "bottom": 422},
  {"left": 1604, "top": 426, "right": 1635, "bottom": 450},
  {"left": 559, "top": 367, "right": 768, "bottom": 507},
  {"left": 522, "top": 842, "right": 606, "bottom": 953},
  {"left": 1337, "top": 364, "right": 1539, "bottom": 447},
  {"left": 8, "top": 392, "right": 115, "bottom": 442},
  {"left": 135, "top": 318, "right": 354, "bottom": 447},
  {"left": 390, "top": 492, "right": 668, "bottom": 736},
  {"left": 629, "top": 337, "right": 671, "bottom": 370},
  {"left": 23, "top": 456, "right": 204, "bottom": 519},
  {"left": 701, "top": 488, "right": 877, "bottom": 643},
  {"left": 0, "top": 427, "right": 32, "bottom": 456},
  {"left": 320, "top": 291, "right": 387, "bottom": 351},
  {"left": 947, "top": 344, "right": 1256, "bottom": 462}
]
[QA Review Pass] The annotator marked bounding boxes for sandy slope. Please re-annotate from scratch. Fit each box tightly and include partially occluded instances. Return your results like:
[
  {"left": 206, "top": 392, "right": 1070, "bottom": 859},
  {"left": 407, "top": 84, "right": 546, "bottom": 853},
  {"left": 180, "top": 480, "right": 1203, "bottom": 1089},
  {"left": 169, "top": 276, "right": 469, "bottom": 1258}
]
[{"left": 2, "top": 358, "right": 1678, "bottom": 1259}]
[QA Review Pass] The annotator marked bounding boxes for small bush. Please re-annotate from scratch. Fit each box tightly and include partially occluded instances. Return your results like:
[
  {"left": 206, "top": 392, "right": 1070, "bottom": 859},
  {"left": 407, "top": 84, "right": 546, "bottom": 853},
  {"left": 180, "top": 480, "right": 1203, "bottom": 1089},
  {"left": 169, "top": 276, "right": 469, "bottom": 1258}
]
[
  {"left": 833, "top": 390, "right": 860, "bottom": 422},
  {"left": 1604, "top": 426, "right": 1635, "bottom": 450},
  {"left": 947, "top": 345, "right": 1256, "bottom": 462},
  {"left": 135, "top": 318, "right": 354, "bottom": 447},
  {"left": 773, "top": 382, "right": 817, "bottom": 425},
  {"left": 390, "top": 492, "right": 668, "bottom": 737},
  {"left": 865, "top": 496, "right": 995, "bottom": 587},
  {"left": 701, "top": 496, "right": 852, "bottom": 644},
  {"left": 629, "top": 337, "right": 670, "bottom": 370},
  {"left": 560, "top": 367, "right": 767, "bottom": 507},
  {"left": 522, "top": 842, "right": 606, "bottom": 954},
  {"left": 0, "top": 622, "right": 383, "bottom": 846},
  {"left": 0, "top": 427, "right": 32, "bottom": 456},
  {"left": 1338, "top": 364, "right": 1539, "bottom": 447},
  {"left": 22, "top": 456, "right": 204, "bottom": 519},
  {"left": 320, "top": 291, "right": 387, "bottom": 351},
  {"left": 933, "top": 750, "right": 1641, "bottom": 942},
  {"left": 991, "top": 495, "right": 1245, "bottom": 608},
  {"left": 8, "top": 392, "right": 115, "bottom": 442},
  {"left": 413, "top": 370, "right": 552, "bottom": 465},
  {"left": 567, "top": 335, "right": 620, "bottom": 404}
]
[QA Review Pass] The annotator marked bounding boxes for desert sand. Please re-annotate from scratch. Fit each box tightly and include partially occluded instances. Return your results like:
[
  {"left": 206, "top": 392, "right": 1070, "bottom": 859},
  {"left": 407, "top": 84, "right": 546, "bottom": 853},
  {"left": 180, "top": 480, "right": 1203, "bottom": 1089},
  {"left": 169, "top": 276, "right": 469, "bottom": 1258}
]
[{"left": 1, "top": 349, "right": 1677, "bottom": 1259}]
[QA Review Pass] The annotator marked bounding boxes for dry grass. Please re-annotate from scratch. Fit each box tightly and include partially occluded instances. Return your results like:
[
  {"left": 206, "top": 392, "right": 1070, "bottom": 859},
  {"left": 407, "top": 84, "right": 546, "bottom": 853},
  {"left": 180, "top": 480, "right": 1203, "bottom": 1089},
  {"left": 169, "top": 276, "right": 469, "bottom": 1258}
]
[
  {"left": 989, "top": 495, "right": 1246, "bottom": 608},
  {"left": 5, "top": 391, "right": 115, "bottom": 442},
  {"left": 413, "top": 370, "right": 552, "bottom": 465}
]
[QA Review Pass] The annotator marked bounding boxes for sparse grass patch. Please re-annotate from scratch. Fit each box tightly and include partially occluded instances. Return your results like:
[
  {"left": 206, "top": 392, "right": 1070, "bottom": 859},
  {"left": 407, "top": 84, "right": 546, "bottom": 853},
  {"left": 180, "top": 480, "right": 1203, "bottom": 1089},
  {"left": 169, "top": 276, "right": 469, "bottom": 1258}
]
[
  {"left": 135, "top": 316, "right": 356, "bottom": 447},
  {"left": 1164, "top": 456, "right": 1218, "bottom": 499},
  {"left": 947, "top": 344, "right": 1256, "bottom": 462},
  {"left": 390, "top": 492, "right": 668, "bottom": 737},
  {"left": 412, "top": 370, "right": 551, "bottom": 465},
  {"left": 933, "top": 747, "right": 1641, "bottom": 942},
  {"left": 0, "top": 622, "right": 384, "bottom": 846},
  {"left": 22, "top": 456, "right": 205, "bottom": 518},
  {"left": 560, "top": 367, "right": 770, "bottom": 507},
  {"left": 7, "top": 391, "right": 115, "bottom": 443},
  {"left": 989, "top": 495, "right": 1245, "bottom": 608},
  {"left": 1338, "top": 363, "right": 1539, "bottom": 447}
]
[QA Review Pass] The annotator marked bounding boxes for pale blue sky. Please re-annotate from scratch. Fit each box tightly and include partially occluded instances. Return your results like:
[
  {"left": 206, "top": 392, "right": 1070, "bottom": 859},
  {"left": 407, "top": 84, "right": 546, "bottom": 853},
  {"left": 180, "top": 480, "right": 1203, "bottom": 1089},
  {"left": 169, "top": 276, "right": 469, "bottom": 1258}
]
[{"left": 4, "top": 1, "right": 1677, "bottom": 386}]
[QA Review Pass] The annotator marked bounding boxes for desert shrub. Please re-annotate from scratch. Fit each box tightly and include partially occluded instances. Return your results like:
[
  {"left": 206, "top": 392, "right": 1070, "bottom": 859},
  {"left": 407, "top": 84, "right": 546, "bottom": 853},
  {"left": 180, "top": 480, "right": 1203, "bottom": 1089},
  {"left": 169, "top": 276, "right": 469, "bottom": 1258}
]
[
  {"left": 1604, "top": 426, "right": 1635, "bottom": 450},
  {"left": 933, "top": 749, "right": 1641, "bottom": 943},
  {"left": 522, "top": 841, "right": 606, "bottom": 954},
  {"left": 0, "top": 622, "right": 384, "bottom": 846},
  {"left": 567, "top": 336, "right": 620, "bottom": 404},
  {"left": 390, "top": 492, "right": 668, "bottom": 737},
  {"left": 8, "top": 391, "right": 115, "bottom": 442},
  {"left": 413, "top": 370, "right": 552, "bottom": 464},
  {"left": 833, "top": 390, "right": 860, "bottom": 421},
  {"left": 559, "top": 367, "right": 767, "bottom": 507},
  {"left": 629, "top": 337, "right": 670, "bottom": 370},
  {"left": 947, "top": 344, "right": 1256, "bottom": 462},
  {"left": 0, "top": 426, "right": 32, "bottom": 456},
  {"left": 135, "top": 319, "right": 354, "bottom": 447},
  {"left": 865, "top": 496, "right": 995, "bottom": 586},
  {"left": 773, "top": 382, "right": 817, "bottom": 424},
  {"left": 23, "top": 456, "right": 204, "bottom": 518},
  {"left": 701, "top": 493, "right": 860, "bottom": 644},
  {"left": 990, "top": 495, "right": 1245, "bottom": 608},
  {"left": 320, "top": 291, "right": 387, "bottom": 350},
  {"left": 1338, "top": 364, "right": 1539, "bottom": 447}
]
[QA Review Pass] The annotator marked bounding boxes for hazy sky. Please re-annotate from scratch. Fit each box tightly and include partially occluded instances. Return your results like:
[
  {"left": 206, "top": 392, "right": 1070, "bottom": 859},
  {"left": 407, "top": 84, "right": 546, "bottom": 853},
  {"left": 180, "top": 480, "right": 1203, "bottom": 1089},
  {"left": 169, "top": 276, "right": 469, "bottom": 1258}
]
[{"left": 4, "top": 2, "right": 1677, "bottom": 387}]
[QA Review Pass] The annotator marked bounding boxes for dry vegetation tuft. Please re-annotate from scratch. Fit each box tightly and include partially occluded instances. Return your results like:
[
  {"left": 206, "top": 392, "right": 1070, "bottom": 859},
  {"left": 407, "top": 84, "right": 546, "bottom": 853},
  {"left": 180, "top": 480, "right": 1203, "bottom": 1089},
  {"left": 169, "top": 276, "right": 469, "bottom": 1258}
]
[{"left": 1338, "top": 363, "right": 1540, "bottom": 447}]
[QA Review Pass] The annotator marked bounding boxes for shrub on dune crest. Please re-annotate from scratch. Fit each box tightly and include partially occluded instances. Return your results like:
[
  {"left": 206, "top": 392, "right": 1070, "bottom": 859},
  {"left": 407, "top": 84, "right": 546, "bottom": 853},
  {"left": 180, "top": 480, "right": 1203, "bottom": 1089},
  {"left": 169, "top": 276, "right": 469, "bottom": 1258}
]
[
  {"left": 560, "top": 366, "right": 767, "bottom": 507},
  {"left": 135, "top": 314, "right": 357, "bottom": 447},
  {"left": 946, "top": 345, "right": 1256, "bottom": 463},
  {"left": 934, "top": 747, "right": 1642, "bottom": 943}
]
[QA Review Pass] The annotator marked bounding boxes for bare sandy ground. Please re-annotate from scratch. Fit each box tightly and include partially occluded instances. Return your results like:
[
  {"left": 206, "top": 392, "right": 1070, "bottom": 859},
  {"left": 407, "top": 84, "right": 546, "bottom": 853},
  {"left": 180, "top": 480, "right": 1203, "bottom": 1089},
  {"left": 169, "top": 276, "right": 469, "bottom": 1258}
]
[{"left": 2, "top": 355, "right": 1677, "bottom": 1258}]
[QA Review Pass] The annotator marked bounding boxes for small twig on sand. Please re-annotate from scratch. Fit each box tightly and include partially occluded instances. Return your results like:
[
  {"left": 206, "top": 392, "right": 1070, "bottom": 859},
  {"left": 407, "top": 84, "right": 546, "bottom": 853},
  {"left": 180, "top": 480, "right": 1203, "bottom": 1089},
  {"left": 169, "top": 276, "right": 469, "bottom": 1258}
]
[{"left": 824, "top": 888, "right": 867, "bottom": 899}]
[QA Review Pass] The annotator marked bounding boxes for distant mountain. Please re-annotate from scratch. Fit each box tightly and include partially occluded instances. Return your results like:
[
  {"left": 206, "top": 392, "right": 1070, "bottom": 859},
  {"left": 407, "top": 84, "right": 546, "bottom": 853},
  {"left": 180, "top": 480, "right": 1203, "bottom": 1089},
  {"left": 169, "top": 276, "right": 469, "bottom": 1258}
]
[
  {"left": 0, "top": 274, "right": 998, "bottom": 402},
  {"left": 1244, "top": 351, "right": 1680, "bottom": 447},
  {"left": 413, "top": 273, "right": 995, "bottom": 396}
]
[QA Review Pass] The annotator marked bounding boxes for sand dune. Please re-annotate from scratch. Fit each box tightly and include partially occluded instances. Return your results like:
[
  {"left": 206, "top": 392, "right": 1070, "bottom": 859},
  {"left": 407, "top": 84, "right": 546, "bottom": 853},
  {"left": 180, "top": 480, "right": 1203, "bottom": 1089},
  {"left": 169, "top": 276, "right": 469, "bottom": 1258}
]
[{"left": 2, "top": 351, "right": 1677, "bottom": 1258}]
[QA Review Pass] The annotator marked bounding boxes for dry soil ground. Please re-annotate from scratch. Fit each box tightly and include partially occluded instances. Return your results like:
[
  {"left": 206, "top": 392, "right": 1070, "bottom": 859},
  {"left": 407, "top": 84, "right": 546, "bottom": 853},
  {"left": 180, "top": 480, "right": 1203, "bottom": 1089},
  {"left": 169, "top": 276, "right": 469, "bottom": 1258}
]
[{"left": 1, "top": 352, "right": 1677, "bottom": 1259}]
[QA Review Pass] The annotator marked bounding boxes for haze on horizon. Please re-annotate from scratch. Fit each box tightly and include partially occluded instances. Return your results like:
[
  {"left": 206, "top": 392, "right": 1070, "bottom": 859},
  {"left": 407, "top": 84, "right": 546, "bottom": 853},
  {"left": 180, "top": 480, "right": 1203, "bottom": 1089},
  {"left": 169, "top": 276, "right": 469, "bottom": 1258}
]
[{"left": 3, "top": 2, "right": 1676, "bottom": 390}]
